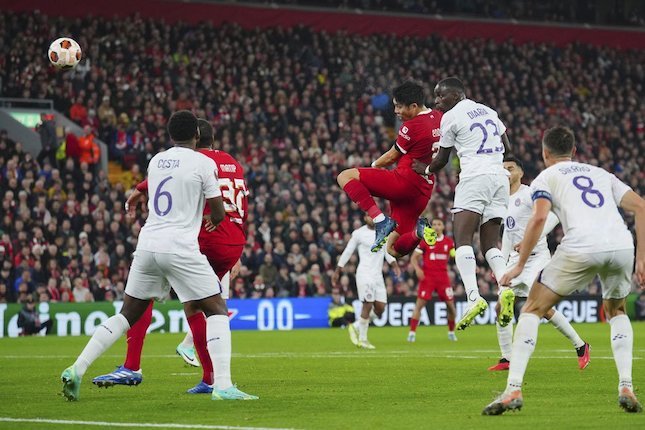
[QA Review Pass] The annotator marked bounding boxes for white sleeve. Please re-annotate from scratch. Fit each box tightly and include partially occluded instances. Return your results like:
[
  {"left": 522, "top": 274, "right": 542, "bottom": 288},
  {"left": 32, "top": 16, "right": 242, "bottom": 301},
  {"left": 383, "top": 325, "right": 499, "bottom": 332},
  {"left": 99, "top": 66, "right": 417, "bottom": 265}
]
[
  {"left": 201, "top": 157, "right": 221, "bottom": 199},
  {"left": 530, "top": 171, "right": 553, "bottom": 203},
  {"left": 384, "top": 251, "right": 396, "bottom": 264},
  {"left": 496, "top": 114, "right": 507, "bottom": 136},
  {"left": 438, "top": 114, "right": 457, "bottom": 148},
  {"left": 540, "top": 212, "right": 560, "bottom": 238},
  {"left": 610, "top": 174, "right": 632, "bottom": 206},
  {"left": 337, "top": 234, "right": 358, "bottom": 268}
]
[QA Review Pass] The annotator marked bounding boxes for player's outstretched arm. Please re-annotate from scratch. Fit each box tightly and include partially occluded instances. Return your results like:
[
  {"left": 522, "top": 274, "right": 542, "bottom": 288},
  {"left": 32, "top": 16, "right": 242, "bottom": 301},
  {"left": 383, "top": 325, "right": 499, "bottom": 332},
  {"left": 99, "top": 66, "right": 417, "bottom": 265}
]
[
  {"left": 411, "top": 146, "right": 451, "bottom": 176},
  {"left": 372, "top": 146, "right": 401, "bottom": 168},
  {"left": 620, "top": 190, "right": 645, "bottom": 287},
  {"left": 205, "top": 196, "right": 225, "bottom": 232}
]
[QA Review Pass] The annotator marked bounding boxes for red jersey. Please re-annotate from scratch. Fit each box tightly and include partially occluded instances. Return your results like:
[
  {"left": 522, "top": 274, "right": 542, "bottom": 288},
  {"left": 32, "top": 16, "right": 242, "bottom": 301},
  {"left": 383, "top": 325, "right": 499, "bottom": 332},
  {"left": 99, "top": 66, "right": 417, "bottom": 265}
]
[
  {"left": 135, "top": 149, "right": 248, "bottom": 246},
  {"left": 417, "top": 235, "right": 455, "bottom": 276},
  {"left": 197, "top": 149, "right": 248, "bottom": 246},
  {"left": 395, "top": 109, "right": 442, "bottom": 196}
]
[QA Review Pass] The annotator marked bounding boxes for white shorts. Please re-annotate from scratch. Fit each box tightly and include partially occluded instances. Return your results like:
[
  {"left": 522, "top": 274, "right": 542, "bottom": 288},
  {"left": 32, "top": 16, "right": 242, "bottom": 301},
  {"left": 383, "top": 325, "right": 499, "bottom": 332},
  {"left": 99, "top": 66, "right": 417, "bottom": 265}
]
[
  {"left": 356, "top": 274, "right": 387, "bottom": 303},
  {"left": 507, "top": 252, "right": 551, "bottom": 298},
  {"left": 452, "top": 174, "right": 509, "bottom": 224},
  {"left": 220, "top": 271, "right": 230, "bottom": 300},
  {"left": 125, "top": 250, "right": 222, "bottom": 303},
  {"left": 538, "top": 248, "right": 634, "bottom": 299}
]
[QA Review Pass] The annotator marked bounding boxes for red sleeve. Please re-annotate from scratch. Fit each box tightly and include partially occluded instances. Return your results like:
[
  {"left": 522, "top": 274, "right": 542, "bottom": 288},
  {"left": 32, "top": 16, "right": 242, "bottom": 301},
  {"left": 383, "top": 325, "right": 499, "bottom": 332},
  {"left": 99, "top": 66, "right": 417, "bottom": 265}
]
[
  {"left": 135, "top": 179, "right": 148, "bottom": 193},
  {"left": 395, "top": 123, "right": 414, "bottom": 154}
]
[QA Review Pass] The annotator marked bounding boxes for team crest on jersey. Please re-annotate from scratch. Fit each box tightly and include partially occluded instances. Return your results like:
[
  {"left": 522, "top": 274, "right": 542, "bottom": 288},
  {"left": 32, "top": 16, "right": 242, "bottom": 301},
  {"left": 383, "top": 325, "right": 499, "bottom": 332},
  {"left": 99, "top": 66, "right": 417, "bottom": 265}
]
[
  {"left": 506, "top": 216, "right": 516, "bottom": 229},
  {"left": 515, "top": 198, "right": 521, "bottom": 206}
]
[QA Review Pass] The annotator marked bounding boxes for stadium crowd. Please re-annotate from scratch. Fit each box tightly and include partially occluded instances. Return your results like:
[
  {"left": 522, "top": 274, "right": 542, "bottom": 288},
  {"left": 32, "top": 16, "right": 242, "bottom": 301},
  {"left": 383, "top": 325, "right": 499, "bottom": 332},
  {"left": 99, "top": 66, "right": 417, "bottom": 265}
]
[
  {"left": 240, "top": 0, "right": 643, "bottom": 26},
  {"left": 0, "top": 10, "right": 643, "bottom": 305}
]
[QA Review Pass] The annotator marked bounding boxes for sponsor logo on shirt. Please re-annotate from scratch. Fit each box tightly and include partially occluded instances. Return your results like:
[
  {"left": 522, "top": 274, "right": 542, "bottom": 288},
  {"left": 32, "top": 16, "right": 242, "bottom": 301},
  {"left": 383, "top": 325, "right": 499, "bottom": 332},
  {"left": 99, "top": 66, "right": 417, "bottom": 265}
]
[
  {"left": 398, "top": 127, "right": 410, "bottom": 141},
  {"left": 432, "top": 128, "right": 440, "bottom": 138}
]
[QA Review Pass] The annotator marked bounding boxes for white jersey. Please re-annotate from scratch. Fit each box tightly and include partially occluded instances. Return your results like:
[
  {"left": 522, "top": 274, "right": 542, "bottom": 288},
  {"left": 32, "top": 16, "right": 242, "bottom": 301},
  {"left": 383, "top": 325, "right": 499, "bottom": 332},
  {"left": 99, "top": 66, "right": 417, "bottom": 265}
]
[
  {"left": 439, "top": 98, "right": 507, "bottom": 179},
  {"left": 137, "top": 146, "right": 221, "bottom": 255},
  {"left": 502, "top": 184, "right": 558, "bottom": 263},
  {"left": 337, "top": 225, "right": 395, "bottom": 279},
  {"left": 530, "top": 161, "right": 634, "bottom": 254}
]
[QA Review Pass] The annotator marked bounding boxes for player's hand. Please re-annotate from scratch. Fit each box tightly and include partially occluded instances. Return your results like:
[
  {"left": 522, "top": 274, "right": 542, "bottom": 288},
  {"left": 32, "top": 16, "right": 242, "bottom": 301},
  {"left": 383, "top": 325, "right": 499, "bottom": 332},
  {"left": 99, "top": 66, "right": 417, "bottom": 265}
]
[
  {"left": 392, "top": 264, "right": 401, "bottom": 278},
  {"left": 125, "top": 190, "right": 146, "bottom": 220},
  {"left": 332, "top": 268, "right": 341, "bottom": 285},
  {"left": 411, "top": 159, "right": 429, "bottom": 175},
  {"left": 499, "top": 265, "right": 523, "bottom": 286},
  {"left": 636, "top": 256, "right": 645, "bottom": 288},
  {"left": 230, "top": 259, "right": 241, "bottom": 280},
  {"left": 203, "top": 216, "right": 217, "bottom": 232},
  {"left": 415, "top": 268, "right": 425, "bottom": 281}
]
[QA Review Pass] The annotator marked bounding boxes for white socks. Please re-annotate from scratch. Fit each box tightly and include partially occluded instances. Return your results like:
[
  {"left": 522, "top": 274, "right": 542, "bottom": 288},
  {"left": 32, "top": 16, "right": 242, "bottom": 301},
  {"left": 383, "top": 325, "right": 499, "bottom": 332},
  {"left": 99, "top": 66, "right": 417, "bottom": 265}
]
[
  {"left": 548, "top": 310, "right": 584, "bottom": 348},
  {"left": 206, "top": 314, "right": 233, "bottom": 390},
  {"left": 610, "top": 314, "right": 633, "bottom": 392},
  {"left": 496, "top": 321, "right": 513, "bottom": 361},
  {"left": 73, "top": 313, "right": 130, "bottom": 378},
  {"left": 455, "top": 246, "right": 479, "bottom": 304},
  {"left": 357, "top": 317, "right": 369, "bottom": 342},
  {"left": 484, "top": 248, "right": 506, "bottom": 282},
  {"left": 506, "top": 313, "right": 539, "bottom": 392},
  {"left": 181, "top": 327, "right": 194, "bottom": 348}
]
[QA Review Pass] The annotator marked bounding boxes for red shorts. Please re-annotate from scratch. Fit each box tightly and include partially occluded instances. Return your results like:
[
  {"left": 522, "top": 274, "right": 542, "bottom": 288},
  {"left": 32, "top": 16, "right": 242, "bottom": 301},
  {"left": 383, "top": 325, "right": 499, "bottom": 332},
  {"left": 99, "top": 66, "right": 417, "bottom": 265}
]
[
  {"left": 358, "top": 168, "right": 432, "bottom": 233},
  {"left": 198, "top": 242, "right": 244, "bottom": 279},
  {"left": 418, "top": 279, "right": 454, "bottom": 302}
]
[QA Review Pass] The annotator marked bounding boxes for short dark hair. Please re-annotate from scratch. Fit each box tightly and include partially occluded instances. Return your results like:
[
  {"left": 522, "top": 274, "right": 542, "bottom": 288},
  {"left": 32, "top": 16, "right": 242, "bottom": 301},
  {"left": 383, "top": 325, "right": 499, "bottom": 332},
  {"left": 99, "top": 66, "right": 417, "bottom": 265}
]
[
  {"left": 392, "top": 81, "right": 425, "bottom": 106},
  {"left": 543, "top": 126, "right": 575, "bottom": 156},
  {"left": 197, "top": 119, "right": 214, "bottom": 148},
  {"left": 503, "top": 155, "right": 524, "bottom": 170},
  {"left": 437, "top": 76, "right": 465, "bottom": 94},
  {"left": 167, "top": 110, "right": 198, "bottom": 143}
]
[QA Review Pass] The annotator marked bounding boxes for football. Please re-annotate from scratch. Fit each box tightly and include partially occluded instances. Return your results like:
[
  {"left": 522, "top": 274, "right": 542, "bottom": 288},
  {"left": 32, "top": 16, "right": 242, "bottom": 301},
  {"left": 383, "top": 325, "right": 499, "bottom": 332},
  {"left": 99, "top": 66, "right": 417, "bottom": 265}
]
[{"left": 48, "top": 37, "right": 82, "bottom": 70}]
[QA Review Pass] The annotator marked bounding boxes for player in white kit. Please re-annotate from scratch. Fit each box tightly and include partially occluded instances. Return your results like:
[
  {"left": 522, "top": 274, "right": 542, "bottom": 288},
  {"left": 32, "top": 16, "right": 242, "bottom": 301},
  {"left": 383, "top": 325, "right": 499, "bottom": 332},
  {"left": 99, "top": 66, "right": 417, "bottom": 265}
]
[
  {"left": 483, "top": 126, "right": 644, "bottom": 415},
  {"left": 489, "top": 156, "right": 590, "bottom": 372},
  {"left": 60, "top": 111, "right": 257, "bottom": 401},
  {"left": 333, "top": 216, "right": 400, "bottom": 349},
  {"left": 412, "top": 77, "right": 512, "bottom": 330}
]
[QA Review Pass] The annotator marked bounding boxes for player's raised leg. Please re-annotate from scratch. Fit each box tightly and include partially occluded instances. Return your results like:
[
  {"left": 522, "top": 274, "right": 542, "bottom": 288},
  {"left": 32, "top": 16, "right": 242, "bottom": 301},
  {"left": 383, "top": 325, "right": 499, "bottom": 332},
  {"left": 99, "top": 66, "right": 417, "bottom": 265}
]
[{"left": 337, "top": 169, "right": 395, "bottom": 252}]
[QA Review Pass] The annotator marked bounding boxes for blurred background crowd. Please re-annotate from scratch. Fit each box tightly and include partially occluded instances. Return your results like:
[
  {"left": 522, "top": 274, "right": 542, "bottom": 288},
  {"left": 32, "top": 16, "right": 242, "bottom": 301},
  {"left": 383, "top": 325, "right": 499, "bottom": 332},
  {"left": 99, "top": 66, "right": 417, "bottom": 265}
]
[{"left": 0, "top": 7, "right": 643, "bottom": 305}]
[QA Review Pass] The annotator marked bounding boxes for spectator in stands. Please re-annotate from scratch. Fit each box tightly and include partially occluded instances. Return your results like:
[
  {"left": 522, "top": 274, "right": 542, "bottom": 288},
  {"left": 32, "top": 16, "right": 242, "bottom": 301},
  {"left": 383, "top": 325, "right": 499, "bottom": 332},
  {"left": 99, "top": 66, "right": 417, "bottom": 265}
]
[
  {"left": 636, "top": 293, "right": 645, "bottom": 321},
  {"left": 77, "top": 126, "right": 100, "bottom": 169},
  {"left": 36, "top": 113, "right": 57, "bottom": 166},
  {"left": 69, "top": 97, "right": 88, "bottom": 125}
]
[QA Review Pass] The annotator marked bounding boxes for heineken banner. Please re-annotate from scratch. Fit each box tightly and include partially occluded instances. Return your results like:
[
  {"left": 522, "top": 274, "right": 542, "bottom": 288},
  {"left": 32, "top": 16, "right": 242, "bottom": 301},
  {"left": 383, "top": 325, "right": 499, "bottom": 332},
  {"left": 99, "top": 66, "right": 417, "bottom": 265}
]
[
  {"left": 352, "top": 294, "right": 626, "bottom": 328},
  {"left": 0, "top": 297, "right": 332, "bottom": 338}
]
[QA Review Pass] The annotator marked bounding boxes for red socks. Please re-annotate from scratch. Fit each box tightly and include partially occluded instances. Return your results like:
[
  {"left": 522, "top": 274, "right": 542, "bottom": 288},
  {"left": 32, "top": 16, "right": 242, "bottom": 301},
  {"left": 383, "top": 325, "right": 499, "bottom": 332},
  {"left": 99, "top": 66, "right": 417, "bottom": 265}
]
[
  {"left": 124, "top": 301, "right": 153, "bottom": 371},
  {"left": 410, "top": 318, "right": 419, "bottom": 333},
  {"left": 448, "top": 318, "right": 455, "bottom": 332},
  {"left": 343, "top": 179, "right": 382, "bottom": 219},
  {"left": 187, "top": 313, "right": 214, "bottom": 385},
  {"left": 393, "top": 231, "right": 421, "bottom": 256}
]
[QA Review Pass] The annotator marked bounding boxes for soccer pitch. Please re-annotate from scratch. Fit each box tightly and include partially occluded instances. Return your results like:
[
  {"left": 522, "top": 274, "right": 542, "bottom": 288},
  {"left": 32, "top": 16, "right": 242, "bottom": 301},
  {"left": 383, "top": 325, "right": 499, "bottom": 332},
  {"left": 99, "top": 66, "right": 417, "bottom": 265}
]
[{"left": 1, "top": 323, "right": 643, "bottom": 429}]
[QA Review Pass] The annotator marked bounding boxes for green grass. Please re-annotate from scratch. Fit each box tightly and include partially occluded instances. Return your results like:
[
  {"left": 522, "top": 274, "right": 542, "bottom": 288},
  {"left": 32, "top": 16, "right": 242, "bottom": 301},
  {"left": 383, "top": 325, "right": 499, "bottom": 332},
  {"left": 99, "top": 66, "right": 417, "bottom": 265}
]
[{"left": 1, "top": 323, "right": 644, "bottom": 429}]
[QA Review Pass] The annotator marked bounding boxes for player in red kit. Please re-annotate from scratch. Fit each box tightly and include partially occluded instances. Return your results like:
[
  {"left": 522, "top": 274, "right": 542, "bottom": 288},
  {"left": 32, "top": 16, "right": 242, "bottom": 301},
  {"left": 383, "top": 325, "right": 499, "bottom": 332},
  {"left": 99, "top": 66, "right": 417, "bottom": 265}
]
[
  {"left": 337, "top": 81, "right": 441, "bottom": 257},
  {"left": 92, "top": 119, "right": 249, "bottom": 394},
  {"left": 408, "top": 219, "right": 457, "bottom": 342}
]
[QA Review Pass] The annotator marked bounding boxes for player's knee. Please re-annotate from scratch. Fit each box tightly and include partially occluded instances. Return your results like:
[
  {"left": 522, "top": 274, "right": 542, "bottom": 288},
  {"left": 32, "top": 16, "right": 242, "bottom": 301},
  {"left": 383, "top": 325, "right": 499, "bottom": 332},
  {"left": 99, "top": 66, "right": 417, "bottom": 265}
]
[
  {"left": 603, "top": 300, "right": 626, "bottom": 320},
  {"left": 374, "top": 303, "right": 386, "bottom": 317},
  {"left": 337, "top": 168, "right": 358, "bottom": 188}
]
